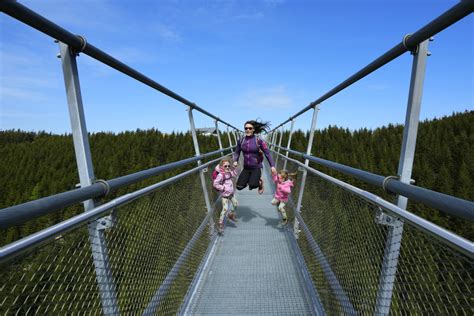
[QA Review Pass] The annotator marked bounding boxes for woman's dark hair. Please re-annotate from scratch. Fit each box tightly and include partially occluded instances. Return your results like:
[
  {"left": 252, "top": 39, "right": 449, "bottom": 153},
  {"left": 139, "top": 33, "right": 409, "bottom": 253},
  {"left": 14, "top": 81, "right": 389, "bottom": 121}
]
[{"left": 244, "top": 120, "right": 271, "bottom": 134}]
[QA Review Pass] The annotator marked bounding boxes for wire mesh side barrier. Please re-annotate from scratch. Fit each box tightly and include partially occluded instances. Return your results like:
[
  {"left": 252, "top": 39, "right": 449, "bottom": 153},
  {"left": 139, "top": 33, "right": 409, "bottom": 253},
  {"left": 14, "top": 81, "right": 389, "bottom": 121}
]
[
  {"left": 0, "top": 158, "right": 234, "bottom": 315},
  {"left": 270, "top": 153, "right": 473, "bottom": 315}
]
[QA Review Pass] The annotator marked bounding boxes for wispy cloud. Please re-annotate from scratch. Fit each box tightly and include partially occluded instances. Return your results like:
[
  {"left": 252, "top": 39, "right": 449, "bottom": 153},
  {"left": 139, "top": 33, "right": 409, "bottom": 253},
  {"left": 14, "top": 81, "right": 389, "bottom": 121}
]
[
  {"left": 1, "top": 47, "right": 61, "bottom": 102},
  {"left": 264, "top": 0, "right": 285, "bottom": 6},
  {"left": 0, "top": 87, "right": 48, "bottom": 102},
  {"left": 23, "top": 0, "right": 123, "bottom": 34},
  {"left": 155, "top": 24, "right": 182, "bottom": 43},
  {"left": 0, "top": 109, "right": 59, "bottom": 119},
  {"left": 240, "top": 85, "right": 294, "bottom": 109}
]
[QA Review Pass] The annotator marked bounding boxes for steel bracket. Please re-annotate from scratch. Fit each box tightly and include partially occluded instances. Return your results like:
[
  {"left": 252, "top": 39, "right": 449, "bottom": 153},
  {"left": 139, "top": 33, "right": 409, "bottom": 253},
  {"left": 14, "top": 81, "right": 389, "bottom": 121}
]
[
  {"left": 96, "top": 211, "right": 116, "bottom": 230},
  {"left": 375, "top": 209, "right": 400, "bottom": 227}
]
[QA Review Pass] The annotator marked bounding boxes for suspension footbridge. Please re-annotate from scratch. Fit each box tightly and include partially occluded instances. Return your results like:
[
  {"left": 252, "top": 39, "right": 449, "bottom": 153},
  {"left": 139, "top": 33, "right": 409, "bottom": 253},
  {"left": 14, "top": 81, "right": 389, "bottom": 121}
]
[{"left": 1, "top": 1, "right": 473, "bottom": 315}]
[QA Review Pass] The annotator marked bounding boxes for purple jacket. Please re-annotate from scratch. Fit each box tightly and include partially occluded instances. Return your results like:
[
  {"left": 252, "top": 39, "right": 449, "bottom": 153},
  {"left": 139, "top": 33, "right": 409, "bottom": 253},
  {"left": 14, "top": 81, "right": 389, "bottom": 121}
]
[{"left": 233, "top": 135, "right": 275, "bottom": 169}]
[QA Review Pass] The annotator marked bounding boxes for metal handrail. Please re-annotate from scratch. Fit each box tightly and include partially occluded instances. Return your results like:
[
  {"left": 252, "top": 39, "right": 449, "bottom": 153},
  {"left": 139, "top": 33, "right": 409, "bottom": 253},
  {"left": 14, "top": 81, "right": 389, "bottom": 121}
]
[
  {"left": 0, "top": 0, "right": 240, "bottom": 132},
  {"left": 271, "top": 0, "right": 473, "bottom": 130},
  {"left": 0, "top": 154, "right": 228, "bottom": 264},
  {"left": 272, "top": 144, "right": 474, "bottom": 221},
  {"left": 272, "top": 150, "right": 473, "bottom": 258},
  {"left": 0, "top": 146, "right": 234, "bottom": 229}
]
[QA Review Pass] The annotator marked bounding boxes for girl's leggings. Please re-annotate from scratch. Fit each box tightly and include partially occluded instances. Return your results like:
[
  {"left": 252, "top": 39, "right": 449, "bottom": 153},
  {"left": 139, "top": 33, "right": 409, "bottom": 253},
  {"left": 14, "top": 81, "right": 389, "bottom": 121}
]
[
  {"left": 271, "top": 198, "right": 287, "bottom": 219},
  {"left": 220, "top": 196, "right": 239, "bottom": 222}
]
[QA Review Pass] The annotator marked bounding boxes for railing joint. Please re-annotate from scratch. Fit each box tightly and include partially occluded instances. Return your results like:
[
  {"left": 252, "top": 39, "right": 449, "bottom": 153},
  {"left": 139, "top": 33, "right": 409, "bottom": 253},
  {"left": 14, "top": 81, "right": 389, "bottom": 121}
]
[
  {"left": 95, "top": 211, "right": 117, "bottom": 231},
  {"left": 74, "top": 35, "right": 88, "bottom": 54},
  {"left": 95, "top": 179, "right": 111, "bottom": 196},
  {"left": 382, "top": 175, "right": 399, "bottom": 194},
  {"left": 375, "top": 208, "right": 400, "bottom": 227},
  {"left": 403, "top": 33, "right": 418, "bottom": 54}
]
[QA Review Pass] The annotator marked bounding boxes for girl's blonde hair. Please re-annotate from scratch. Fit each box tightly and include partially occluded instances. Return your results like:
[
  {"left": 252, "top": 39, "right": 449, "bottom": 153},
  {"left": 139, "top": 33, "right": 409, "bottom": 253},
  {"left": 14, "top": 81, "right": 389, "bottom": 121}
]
[
  {"left": 219, "top": 157, "right": 232, "bottom": 166},
  {"left": 279, "top": 170, "right": 297, "bottom": 181}
]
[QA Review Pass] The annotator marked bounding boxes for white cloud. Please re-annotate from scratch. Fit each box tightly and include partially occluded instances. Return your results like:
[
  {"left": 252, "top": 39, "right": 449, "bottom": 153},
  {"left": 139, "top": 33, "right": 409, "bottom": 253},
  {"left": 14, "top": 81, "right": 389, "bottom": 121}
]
[
  {"left": 22, "top": 0, "right": 123, "bottom": 34},
  {"left": 155, "top": 24, "right": 182, "bottom": 43},
  {"left": 0, "top": 86, "right": 48, "bottom": 102},
  {"left": 241, "top": 85, "right": 294, "bottom": 109},
  {"left": 0, "top": 108, "right": 59, "bottom": 119}
]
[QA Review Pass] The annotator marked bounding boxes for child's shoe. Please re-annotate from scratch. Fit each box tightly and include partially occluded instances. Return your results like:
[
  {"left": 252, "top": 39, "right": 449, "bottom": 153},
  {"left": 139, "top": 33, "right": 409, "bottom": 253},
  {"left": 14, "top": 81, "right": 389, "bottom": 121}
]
[
  {"left": 228, "top": 212, "right": 238, "bottom": 222},
  {"left": 258, "top": 179, "right": 264, "bottom": 194}
]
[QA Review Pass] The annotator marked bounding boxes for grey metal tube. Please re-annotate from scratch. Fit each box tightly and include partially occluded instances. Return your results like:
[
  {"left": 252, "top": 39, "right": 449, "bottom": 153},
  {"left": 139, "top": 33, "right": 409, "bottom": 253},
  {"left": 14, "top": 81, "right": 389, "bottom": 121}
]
[
  {"left": 270, "top": 0, "right": 473, "bottom": 131},
  {"left": 0, "top": 0, "right": 240, "bottom": 132},
  {"left": 0, "top": 155, "right": 227, "bottom": 264},
  {"left": 272, "top": 146, "right": 474, "bottom": 221},
  {"left": 0, "top": 147, "right": 232, "bottom": 229}
]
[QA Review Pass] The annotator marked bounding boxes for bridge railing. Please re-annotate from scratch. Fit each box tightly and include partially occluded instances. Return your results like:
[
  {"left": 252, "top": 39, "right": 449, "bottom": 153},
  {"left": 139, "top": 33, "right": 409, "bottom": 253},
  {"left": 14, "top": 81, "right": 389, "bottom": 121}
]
[
  {"left": 0, "top": 156, "right": 228, "bottom": 315},
  {"left": 270, "top": 150, "right": 473, "bottom": 315},
  {"left": 1, "top": 1, "right": 242, "bottom": 314},
  {"left": 267, "top": 1, "right": 473, "bottom": 314}
]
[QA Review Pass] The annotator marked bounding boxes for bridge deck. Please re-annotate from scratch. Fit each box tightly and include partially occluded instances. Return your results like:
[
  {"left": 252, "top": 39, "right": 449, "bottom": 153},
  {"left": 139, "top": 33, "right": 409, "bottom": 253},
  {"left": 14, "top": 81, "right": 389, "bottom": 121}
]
[{"left": 184, "top": 169, "right": 316, "bottom": 315}]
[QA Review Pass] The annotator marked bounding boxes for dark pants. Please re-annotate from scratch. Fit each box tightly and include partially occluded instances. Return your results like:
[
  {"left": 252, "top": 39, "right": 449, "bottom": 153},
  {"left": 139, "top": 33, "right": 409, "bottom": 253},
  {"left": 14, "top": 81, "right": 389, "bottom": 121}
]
[{"left": 237, "top": 168, "right": 261, "bottom": 190}]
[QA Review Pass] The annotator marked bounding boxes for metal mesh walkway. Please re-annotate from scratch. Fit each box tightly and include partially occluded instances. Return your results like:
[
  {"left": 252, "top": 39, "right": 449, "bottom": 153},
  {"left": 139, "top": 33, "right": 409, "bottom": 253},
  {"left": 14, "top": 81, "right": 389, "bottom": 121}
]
[{"left": 183, "top": 169, "right": 316, "bottom": 315}]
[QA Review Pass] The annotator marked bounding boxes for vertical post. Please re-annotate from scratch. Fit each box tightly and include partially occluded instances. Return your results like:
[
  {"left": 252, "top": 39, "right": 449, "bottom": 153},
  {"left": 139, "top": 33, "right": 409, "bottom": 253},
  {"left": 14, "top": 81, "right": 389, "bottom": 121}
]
[
  {"left": 214, "top": 120, "right": 224, "bottom": 156},
  {"left": 58, "top": 42, "right": 119, "bottom": 315},
  {"left": 283, "top": 119, "right": 295, "bottom": 170},
  {"left": 294, "top": 105, "right": 320, "bottom": 239},
  {"left": 274, "top": 127, "right": 285, "bottom": 169},
  {"left": 375, "top": 39, "right": 430, "bottom": 315},
  {"left": 232, "top": 130, "right": 238, "bottom": 146},
  {"left": 271, "top": 130, "right": 278, "bottom": 151},
  {"left": 226, "top": 126, "right": 234, "bottom": 149},
  {"left": 188, "top": 107, "right": 214, "bottom": 235}
]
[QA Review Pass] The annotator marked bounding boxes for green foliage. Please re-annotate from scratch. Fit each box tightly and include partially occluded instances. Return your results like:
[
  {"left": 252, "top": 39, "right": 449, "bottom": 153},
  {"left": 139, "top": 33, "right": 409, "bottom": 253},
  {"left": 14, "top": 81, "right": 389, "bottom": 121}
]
[
  {"left": 281, "top": 111, "right": 473, "bottom": 239},
  {"left": 0, "top": 129, "right": 223, "bottom": 246},
  {"left": 0, "top": 130, "right": 223, "bottom": 314},
  {"left": 0, "top": 111, "right": 472, "bottom": 314}
]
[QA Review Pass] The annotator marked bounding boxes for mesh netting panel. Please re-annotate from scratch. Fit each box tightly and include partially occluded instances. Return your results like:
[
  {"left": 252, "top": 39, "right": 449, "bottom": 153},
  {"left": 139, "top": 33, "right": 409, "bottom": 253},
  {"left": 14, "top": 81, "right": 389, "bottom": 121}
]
[
  {"left": 389, "top": 218, "right": 473, "bottom": 315},
  {"left": 0, "top": 171, "right": 212, "bottom": 315},
  {"left": 293, "top": 168, "right": 473, "bottom": 315}
]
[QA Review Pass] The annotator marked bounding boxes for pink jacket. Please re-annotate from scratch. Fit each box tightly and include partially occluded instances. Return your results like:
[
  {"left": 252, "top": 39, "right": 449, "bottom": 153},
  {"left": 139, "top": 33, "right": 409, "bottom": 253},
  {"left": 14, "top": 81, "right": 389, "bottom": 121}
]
[
  {"left": 273, "top": 174, "right": 294, "bottom": 202},
  {"left": 213, "top": 165, "right": 239, "bottom": 197}
]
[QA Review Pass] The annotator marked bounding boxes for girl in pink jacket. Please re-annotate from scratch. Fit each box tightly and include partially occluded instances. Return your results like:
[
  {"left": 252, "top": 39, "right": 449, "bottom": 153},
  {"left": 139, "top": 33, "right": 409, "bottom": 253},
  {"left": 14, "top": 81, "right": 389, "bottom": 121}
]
[
  {"left": 272, "top": 170, "right": 297, "bottom": 225},
  {"left": 213, "top": 158, "right": 239, "bottom": 231}
]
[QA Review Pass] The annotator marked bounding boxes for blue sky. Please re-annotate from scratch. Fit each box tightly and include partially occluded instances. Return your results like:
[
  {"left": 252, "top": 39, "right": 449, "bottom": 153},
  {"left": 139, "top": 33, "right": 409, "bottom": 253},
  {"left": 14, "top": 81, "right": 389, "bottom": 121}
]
[{"left": 1, "top": 0, "right": 472, "bottom": 134}]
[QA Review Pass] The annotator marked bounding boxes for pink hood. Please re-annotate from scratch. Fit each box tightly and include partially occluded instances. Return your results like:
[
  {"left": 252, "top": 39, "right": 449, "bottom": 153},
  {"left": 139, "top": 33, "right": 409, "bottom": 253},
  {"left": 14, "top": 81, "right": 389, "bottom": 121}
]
[
  {"left": 213, "top": 164, "right": 239, "bottom": 197},
  {"left": 273, "top": 174, "right": 294, "bottom": 202}
]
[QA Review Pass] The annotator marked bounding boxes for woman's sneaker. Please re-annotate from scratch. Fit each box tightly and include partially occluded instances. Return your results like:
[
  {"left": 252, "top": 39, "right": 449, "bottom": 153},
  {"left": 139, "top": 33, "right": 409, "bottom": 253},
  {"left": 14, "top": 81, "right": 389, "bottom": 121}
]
[
  {"left": 258, "top": 179, "right": 264, "bottom": 194},
  {"left": 282, "top": 217, "right": 288, "bottom": 225}
]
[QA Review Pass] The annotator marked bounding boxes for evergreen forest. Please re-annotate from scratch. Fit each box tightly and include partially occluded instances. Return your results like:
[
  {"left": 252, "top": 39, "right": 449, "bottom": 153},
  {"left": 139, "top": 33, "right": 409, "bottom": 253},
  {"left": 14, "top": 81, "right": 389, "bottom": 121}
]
[
  {"left": 0, "top": 110, "right": 472, "bottom": 314},
  {"left": 1, "top": 111, "right": 472, "bottom": 243}
]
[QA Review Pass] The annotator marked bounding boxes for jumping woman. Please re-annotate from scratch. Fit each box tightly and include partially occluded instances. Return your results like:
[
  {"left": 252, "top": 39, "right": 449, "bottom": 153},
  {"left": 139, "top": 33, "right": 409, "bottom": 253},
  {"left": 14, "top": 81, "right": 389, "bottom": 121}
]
[{"left": 233, "top": 120, "right": 277, "bottom": 193}]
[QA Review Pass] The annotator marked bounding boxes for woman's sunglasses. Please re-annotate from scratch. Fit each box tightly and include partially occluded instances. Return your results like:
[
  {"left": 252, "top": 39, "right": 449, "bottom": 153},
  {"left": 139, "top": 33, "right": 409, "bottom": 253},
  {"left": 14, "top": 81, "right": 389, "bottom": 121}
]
[
  {"left": 223, "top": 165, "right": 230, "bottom": 168},
  {"left": 244, "top": 127, "right": 254, "bottom": 130}
]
